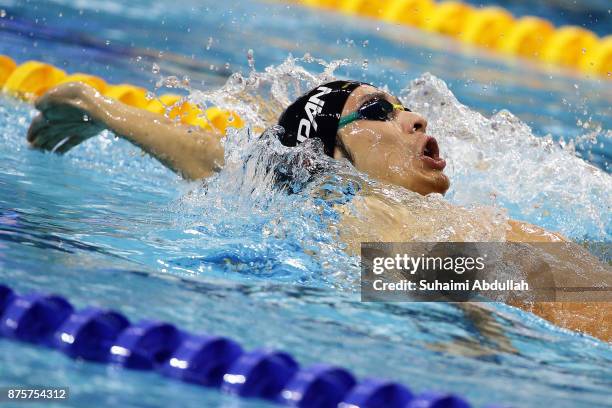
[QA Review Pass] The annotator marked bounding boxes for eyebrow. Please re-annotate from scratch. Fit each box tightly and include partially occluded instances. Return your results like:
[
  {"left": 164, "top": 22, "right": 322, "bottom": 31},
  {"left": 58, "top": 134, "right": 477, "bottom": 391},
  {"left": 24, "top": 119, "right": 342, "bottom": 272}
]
[{"left": 357, "top": 91, "right": 402, "bottom": 106}]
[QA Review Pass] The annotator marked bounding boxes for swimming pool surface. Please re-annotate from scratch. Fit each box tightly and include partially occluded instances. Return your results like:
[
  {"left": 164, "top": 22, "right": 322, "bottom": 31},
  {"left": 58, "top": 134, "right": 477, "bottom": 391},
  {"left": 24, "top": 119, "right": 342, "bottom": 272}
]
[{"left": 0, "top": 1, "right": 611, "bottom": 407}]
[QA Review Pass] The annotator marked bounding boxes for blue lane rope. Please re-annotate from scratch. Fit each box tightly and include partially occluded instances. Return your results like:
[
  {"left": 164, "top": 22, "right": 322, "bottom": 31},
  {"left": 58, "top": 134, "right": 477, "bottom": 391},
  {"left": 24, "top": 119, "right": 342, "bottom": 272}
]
[{"left": 0, "top": 283, "right": 500, "bottom": 407}]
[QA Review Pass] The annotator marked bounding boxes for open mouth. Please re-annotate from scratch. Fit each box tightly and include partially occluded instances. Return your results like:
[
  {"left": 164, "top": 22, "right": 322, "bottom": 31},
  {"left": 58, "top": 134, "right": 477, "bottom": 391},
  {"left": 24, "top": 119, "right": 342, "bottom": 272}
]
[{"left": 420, "top": 136, "right": 446, "bottom": 170}]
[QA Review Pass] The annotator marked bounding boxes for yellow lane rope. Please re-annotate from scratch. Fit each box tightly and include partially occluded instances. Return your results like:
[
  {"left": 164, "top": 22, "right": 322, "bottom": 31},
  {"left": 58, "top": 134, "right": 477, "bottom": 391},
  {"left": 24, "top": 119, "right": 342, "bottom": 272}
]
[
  {"left": 290, "top": 0, "right": 611, "bottom": 79},
  {"left": 0, "top": 56, "right": 244, "bottom": 133}
]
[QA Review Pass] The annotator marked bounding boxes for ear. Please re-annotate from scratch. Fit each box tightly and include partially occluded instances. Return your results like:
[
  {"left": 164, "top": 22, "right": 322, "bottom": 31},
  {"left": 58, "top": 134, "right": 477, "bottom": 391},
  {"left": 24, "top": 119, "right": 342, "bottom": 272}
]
[
  {"left": 333, "top": 145, "right": 347, "bottom": 160},
  {"left": 333, "top": 132, "right": 352, "bottom": 162}
]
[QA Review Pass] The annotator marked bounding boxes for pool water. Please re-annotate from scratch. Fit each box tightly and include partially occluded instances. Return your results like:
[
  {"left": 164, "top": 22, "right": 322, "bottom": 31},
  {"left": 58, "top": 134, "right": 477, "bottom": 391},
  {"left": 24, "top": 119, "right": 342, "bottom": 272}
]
[{"left": 0, "top": 1, "right": 611, "bottom": 407}]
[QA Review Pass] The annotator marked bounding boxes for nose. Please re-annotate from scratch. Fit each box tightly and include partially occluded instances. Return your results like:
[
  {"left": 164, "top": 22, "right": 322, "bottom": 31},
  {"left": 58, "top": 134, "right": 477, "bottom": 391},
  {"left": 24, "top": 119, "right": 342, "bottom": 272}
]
[{"left": 399, "top": 111, "right": 427, "bottom": 133}]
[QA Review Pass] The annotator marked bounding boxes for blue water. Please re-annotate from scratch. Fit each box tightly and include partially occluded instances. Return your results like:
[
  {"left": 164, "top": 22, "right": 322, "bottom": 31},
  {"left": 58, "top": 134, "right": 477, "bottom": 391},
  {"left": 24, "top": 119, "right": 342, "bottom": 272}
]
[{"left": 0, "top": 1, "right": 611, "bottom": 408}]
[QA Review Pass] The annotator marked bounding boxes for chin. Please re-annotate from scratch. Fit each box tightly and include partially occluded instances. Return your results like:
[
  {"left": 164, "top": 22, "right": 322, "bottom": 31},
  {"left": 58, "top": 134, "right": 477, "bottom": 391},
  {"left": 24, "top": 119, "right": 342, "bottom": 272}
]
[{"left": 408, "top": 170, "right": 450, "bottom": 196}]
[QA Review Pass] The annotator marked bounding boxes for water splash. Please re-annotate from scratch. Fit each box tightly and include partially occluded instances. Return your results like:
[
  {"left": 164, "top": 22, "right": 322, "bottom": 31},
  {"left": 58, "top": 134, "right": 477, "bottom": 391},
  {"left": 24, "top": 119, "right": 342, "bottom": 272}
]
[
  {"left": 164, "top": 128, "right": 362, "bottom": 289},
  {"left": 17, "top": 55, "right": 605, "bottom": 288},
  {"left": 5, "top": 54, "right": 607, "bottom": 285},
  {"left": 148, "top": 53, "right": 522, "bottom": 286},
  {"left": 157, "top": 57, "right": 609, "bottom": 243},
  {"left": 157, "top": 54, "right": 352, "bottom": 130},
  {"left": 400, "top": 73, "right": 611, "bottom": 241}
]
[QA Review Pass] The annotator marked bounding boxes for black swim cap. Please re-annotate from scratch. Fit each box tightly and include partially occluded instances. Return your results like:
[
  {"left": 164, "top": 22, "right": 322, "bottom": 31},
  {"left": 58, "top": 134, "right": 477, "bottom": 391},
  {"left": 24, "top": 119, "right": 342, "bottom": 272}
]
[{"left": 277, "top": 80, "right": 364, "bottom": 156}]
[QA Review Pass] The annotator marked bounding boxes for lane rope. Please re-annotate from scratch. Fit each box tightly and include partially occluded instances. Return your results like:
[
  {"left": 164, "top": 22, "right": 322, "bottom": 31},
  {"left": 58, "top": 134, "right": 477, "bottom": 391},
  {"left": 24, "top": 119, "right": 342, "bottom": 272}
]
[
  {"left": 289, "top": 0, "right": 611, "bottom": 80},
  {"left": 0, "top": 283, "right": 495, "bottom": 407},
  {"left": 0, "top": 55, "right": 244, "bottom": 134}
]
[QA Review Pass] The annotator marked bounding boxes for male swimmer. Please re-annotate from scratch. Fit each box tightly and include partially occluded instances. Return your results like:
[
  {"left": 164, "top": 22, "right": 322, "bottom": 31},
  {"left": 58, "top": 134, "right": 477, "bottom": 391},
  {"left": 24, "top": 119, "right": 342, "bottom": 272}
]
[{"left": 26, "top": 80, "right": 611, "bottom": 342}]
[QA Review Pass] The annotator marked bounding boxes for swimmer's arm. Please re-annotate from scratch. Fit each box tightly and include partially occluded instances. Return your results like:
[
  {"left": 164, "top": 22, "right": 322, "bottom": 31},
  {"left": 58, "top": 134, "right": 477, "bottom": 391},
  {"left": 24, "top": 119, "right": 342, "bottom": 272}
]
[
  {"left": 427, "top": 303, "right": 517, "bottom": 356},
  {"left": 27, "top": 82, "right": 224, "bottom": 180}
]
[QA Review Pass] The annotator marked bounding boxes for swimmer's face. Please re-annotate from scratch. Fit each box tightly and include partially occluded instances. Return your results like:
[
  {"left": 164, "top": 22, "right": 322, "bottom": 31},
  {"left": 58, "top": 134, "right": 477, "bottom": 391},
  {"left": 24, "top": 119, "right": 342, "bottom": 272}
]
[{"left": 334, "top": 85, "right": 450, "bottom": 196}]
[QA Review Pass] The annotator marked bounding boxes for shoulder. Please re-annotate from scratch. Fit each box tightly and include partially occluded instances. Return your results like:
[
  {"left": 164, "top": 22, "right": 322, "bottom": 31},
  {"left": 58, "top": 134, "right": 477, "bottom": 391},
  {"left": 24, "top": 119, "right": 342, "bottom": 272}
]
[{"left": 506, "top": 220, "right": 567, "bottom": 242}]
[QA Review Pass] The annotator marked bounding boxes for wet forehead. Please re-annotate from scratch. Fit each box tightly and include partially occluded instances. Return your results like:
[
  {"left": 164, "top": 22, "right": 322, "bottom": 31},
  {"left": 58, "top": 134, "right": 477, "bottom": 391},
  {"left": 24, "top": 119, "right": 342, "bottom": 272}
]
[{"left": 342, "top": 84, "right": 401, "bottom": 115}]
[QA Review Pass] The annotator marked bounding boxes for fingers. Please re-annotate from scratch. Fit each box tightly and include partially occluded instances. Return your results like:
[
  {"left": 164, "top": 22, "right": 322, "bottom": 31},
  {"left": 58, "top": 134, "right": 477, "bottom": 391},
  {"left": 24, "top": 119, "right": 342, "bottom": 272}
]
[
  {"left": 40, "top": 133, "right": 70, "bottom": 152},
  {"left": 27, "top": 114, "right": 47, "bottom": 144},
  {"left": 28, "top": 83, "right": 103, "bottom": 154},
  {"left": 28, "top": 114, "right": 78, "bottom": 151},
  {"left": 41, "top": 104, "right": 87, "bottom": 122},
  {"left": 54, "top": 136, "right": 85, "bottom": 154},
  {"left": 28, "top": 113, "right": 104, "bottom": 153}
]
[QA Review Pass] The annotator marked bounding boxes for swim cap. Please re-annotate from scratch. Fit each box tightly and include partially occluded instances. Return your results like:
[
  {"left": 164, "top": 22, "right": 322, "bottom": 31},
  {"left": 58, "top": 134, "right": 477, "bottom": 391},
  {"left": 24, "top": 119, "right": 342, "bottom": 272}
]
[{"left": 277, "top": 80, "right": 364, "bottom": 156}]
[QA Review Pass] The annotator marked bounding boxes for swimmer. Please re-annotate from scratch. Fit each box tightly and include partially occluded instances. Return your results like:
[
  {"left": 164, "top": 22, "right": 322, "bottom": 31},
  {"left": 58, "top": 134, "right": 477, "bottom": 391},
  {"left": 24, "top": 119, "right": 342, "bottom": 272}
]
[{"left": 26, "top": 80, "right": 611, "bottom": 342}]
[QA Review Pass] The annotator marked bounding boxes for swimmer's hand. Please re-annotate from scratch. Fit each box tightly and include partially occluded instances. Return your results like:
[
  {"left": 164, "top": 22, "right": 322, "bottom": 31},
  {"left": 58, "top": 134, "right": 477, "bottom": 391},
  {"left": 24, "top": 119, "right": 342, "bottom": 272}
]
[
  {"left": 27, "top": 82, "right": 105, "bottom": 154},
  {"left": 27, "top": 82, "right": 224, "bottom": 180}
]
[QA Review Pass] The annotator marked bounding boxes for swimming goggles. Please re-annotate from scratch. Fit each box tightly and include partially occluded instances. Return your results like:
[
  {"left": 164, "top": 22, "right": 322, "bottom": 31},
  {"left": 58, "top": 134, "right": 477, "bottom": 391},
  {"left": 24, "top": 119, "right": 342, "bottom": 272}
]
[{"left": 338, "top": 98, "right": 411, "bottom": 129}]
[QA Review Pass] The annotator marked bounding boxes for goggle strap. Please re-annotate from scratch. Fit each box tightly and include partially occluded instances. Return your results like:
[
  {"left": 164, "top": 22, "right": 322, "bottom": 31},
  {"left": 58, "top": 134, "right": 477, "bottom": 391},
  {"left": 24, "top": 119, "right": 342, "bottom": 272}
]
[
  {"left": 338, "top": 111, "right": 361, "bottom": 129},
  {"left": 338, "top": 101, "right": 410, "bottom": 129}
]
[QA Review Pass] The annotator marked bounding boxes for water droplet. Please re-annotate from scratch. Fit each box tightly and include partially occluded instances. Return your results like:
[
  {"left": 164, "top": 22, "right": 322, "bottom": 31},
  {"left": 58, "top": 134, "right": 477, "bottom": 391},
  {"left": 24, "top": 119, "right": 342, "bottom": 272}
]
[
  {"left": 1, "top": 9, "right": 8, "bottom": 17},
  {"left": 206, "top": 37, "right": 213, "bottom": 50},
  {"left": 162, "top": 76, "right": 180, "bottom": 88},
  {"left": 247, "top": 49, "right": 255, "bottom": 69},
  {"left": 135, "top": 56, "right": 142, "bottom": 62},
  {"left": 362, "top": 40, "right": 369, "bottom": 47},
  {"left": 362, "top": 59, "right": 369, "bottom": 70},
  {"left": 224, "top": 62, "right": 231, "bottom": 70},
  {"left": 152, "top": 63, "right": 160, "bottom": 74},
  {"left": 105, "top": 40, "right": 110, "bottom": 46},
  {"left": 145, "top": 91, "right": 156, "bottom": 100}
]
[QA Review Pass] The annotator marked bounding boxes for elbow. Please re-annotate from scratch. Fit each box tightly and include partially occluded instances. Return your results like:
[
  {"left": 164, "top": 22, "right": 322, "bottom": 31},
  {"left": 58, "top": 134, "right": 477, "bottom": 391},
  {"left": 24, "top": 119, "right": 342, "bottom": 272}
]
[{"left": 182, "top": 141, "right": 225, "bottom": 181}]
